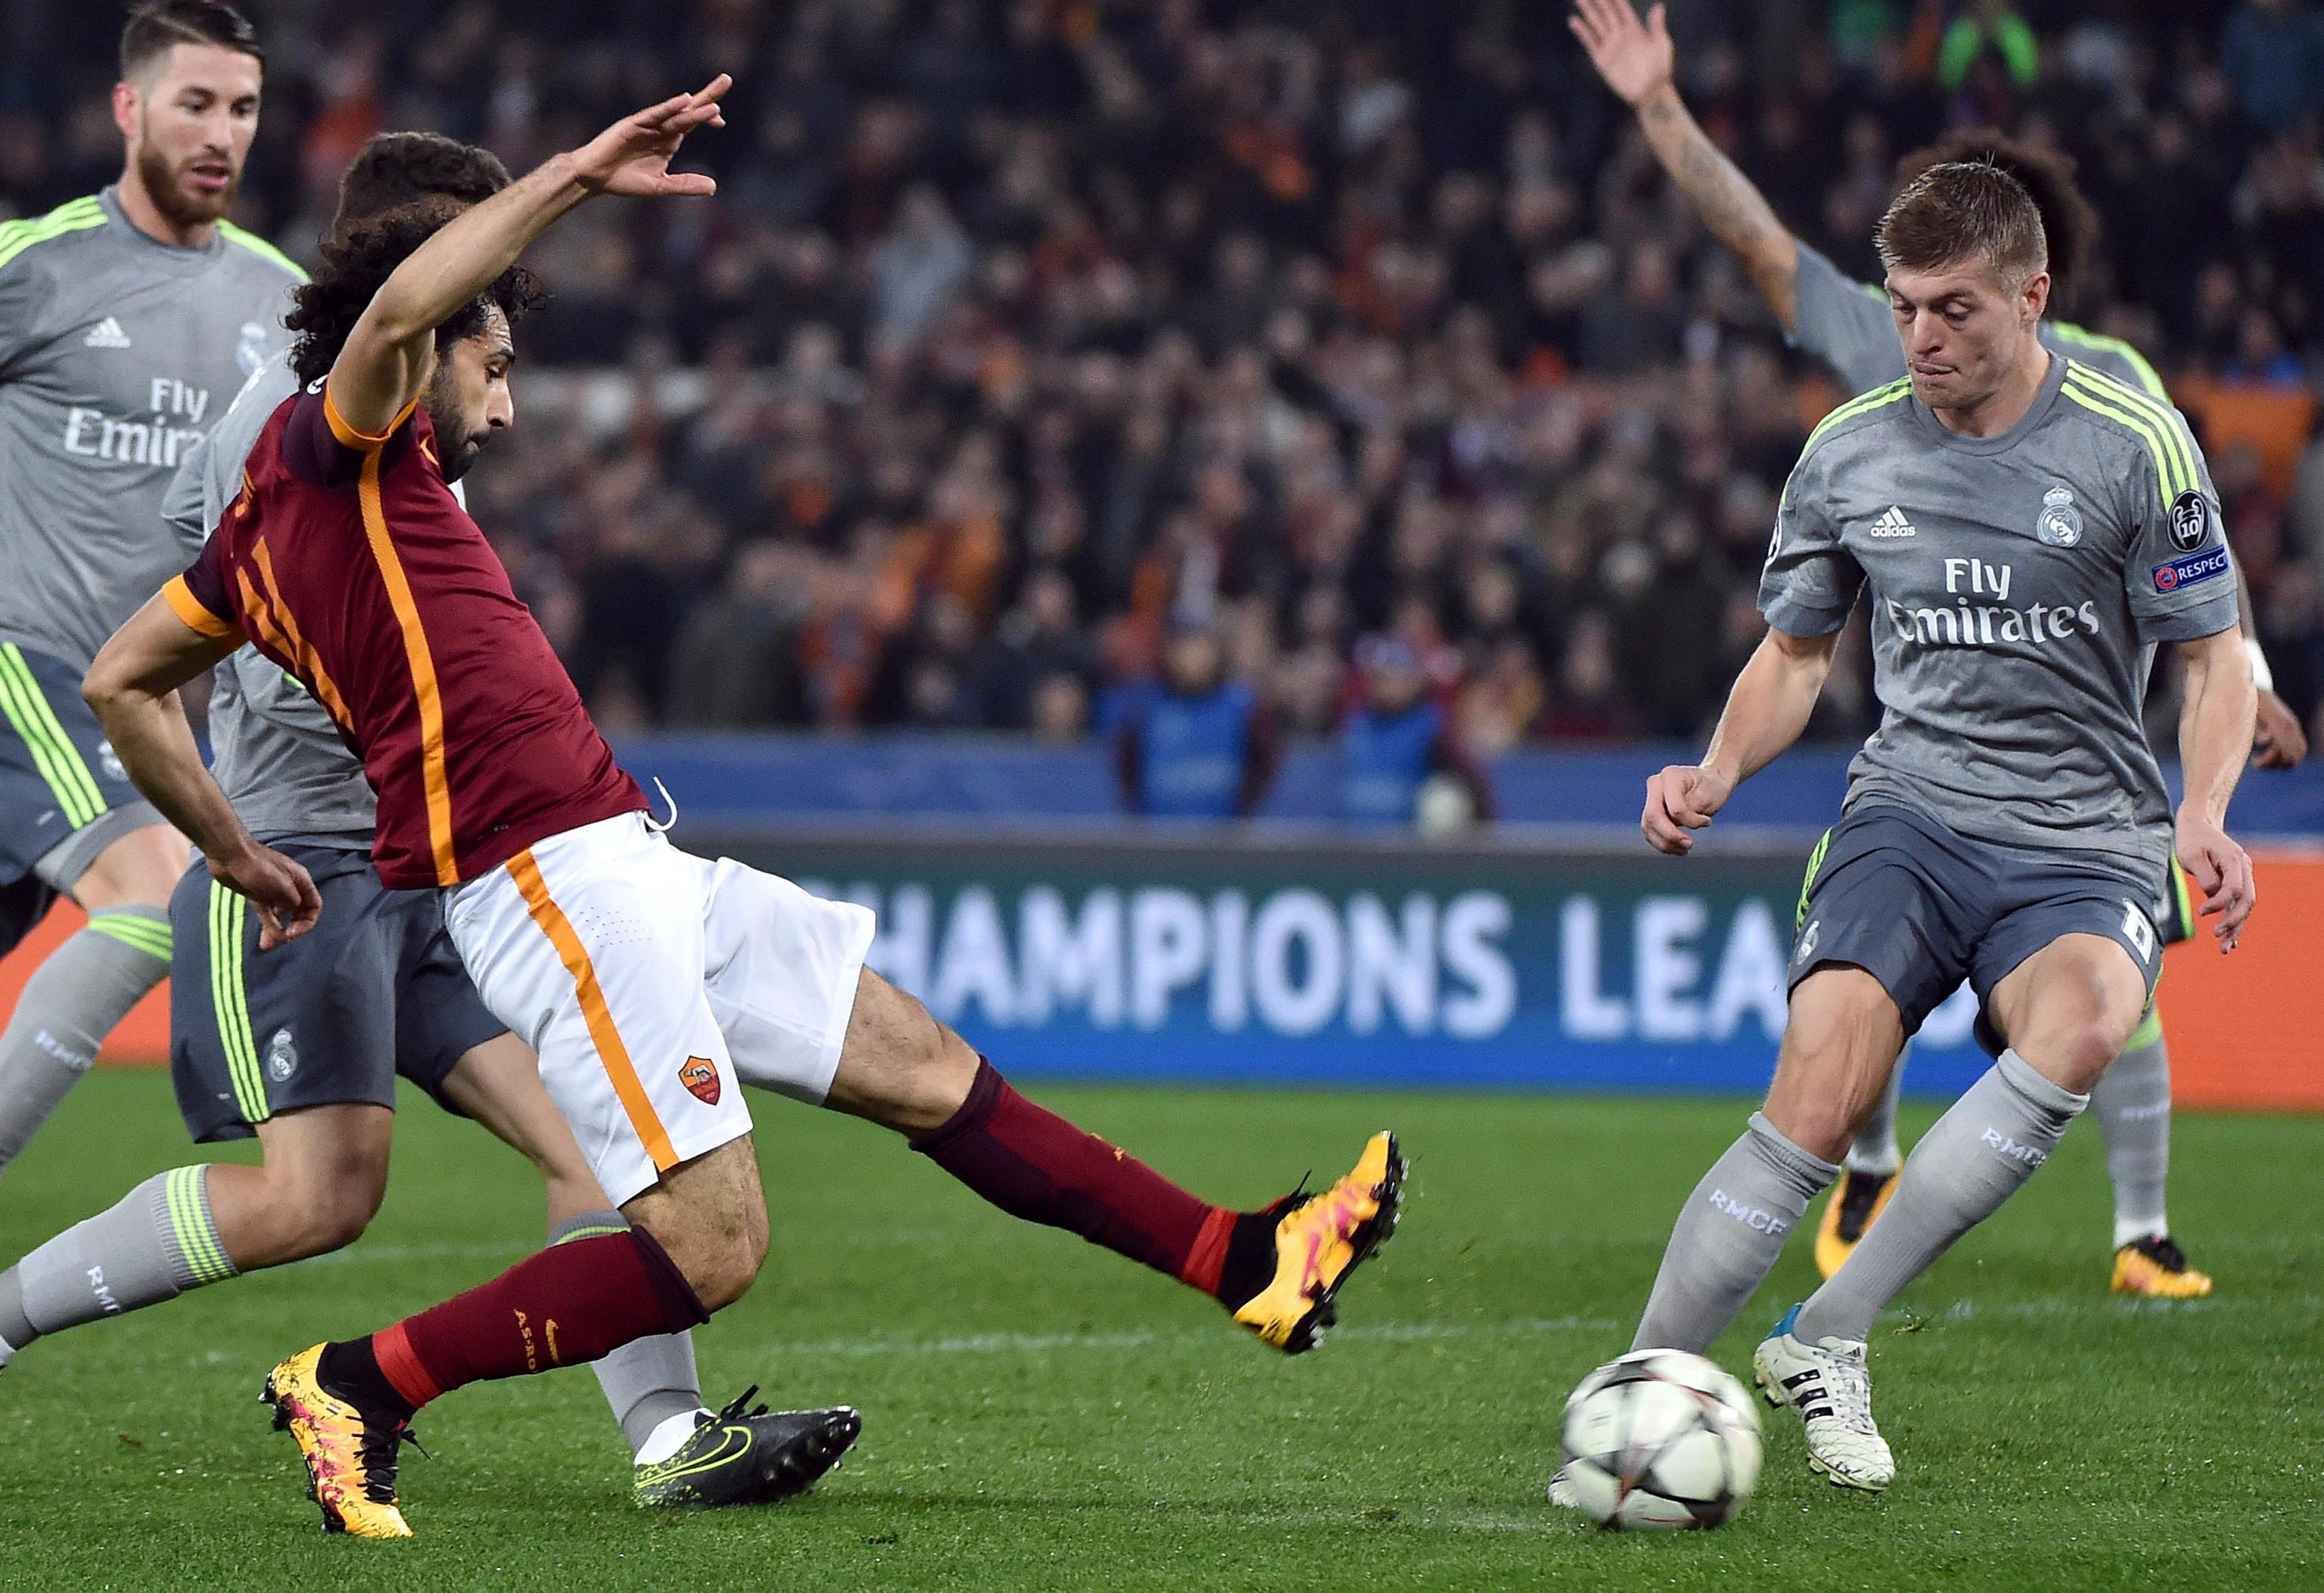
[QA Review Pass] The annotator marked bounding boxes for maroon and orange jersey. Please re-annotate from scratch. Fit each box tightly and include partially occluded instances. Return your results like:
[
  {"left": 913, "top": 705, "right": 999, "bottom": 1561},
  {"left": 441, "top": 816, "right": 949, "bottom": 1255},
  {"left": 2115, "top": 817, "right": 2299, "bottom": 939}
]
[{"left": 165, "top": 386, "right": 642, "bottom": 889}]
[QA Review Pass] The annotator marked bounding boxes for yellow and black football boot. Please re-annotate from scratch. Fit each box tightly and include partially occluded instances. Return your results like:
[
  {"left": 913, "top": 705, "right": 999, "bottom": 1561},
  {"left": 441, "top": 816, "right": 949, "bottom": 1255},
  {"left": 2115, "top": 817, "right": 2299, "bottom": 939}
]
[
  {"left": 1813, "top": 1166, "right": 1897, "bottom": 1279},
  {"left": 1226, "top": 1131, "right": 1406, "bottom": 1352},
  {"left": 2111, "top": 1233, "right": 2213, "bottom": 1300},
  {"left": 261, "top": 1344, "right": 415, "bottom": 1539}
]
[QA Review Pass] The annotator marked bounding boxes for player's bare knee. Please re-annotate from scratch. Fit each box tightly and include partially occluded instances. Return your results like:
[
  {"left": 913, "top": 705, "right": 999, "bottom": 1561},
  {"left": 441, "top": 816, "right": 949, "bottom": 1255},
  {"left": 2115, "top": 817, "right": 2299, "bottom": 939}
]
[
  {"left": 1763, "top": 1088, "right": 1860, "bottom": 1165},
  {"left": 828, "top": 968, "right": 980, "bottom": 1135},
  {"left": 625, "top": 1137, "right": 768, "bottom": 1312},
  {"left": 247, "top": 1160, "right": 384, "bottom": 1262},
  {"left": 2016, "top": 1017, "right": 2121, "bottom": 1095},
  {"left": 654, "top": 1213, "right": 764, "bottom": 1312},
  {"left": 68, "top": 823, "right": 188, "bottom": 913}
]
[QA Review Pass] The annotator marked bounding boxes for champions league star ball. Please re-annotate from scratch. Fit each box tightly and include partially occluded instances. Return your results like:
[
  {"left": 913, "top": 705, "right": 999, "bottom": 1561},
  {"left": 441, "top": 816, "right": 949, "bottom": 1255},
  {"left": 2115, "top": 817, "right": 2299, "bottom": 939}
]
[{"left": 1558, "top": 1349, "right": 1763, "bottom": 1529}]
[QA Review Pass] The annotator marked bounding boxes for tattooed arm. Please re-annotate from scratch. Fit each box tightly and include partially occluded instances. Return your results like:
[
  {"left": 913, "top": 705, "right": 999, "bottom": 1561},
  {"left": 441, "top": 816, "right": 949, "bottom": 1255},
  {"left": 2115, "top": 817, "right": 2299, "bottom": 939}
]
[{"left": 1570, "top": 0, "right": 1800, "bottom": 330}]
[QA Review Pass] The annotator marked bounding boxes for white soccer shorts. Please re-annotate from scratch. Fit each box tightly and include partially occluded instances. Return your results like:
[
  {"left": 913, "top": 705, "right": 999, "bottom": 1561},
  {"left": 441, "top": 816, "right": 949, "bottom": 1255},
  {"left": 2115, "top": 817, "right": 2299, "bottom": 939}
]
[{"left": 443, "top": 812, "right": 876, "bottom": 1205}]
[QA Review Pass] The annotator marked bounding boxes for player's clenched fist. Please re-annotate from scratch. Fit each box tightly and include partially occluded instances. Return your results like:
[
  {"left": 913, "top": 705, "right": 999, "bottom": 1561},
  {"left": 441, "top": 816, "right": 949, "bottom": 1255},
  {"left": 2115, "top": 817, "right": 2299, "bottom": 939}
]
[{"left": 1642, "top": 764, "right": 1733, "bottom": 856}]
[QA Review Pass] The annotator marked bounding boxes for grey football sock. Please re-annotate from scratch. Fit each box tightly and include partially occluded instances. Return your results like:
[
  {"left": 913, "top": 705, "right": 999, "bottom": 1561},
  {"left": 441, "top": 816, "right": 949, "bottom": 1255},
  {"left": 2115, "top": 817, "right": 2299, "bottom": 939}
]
[
  {"left": 2093, "top": 1020, "right": 2170, "bottom": 1248},
  {"left": 595, "top": 1334, "right": 707, "bottom": 1457},
  {"left": 1796, "top": 1050, "right": 2086, "bottom": 1343},
  {"left": 1846, "top": 1048, "right": 1907, "bottom": 1175},
  {"left": 0, "top": 1166, "right": 235, "bottom": 1362},
  {"left": 0, "top": 909, "right": 170, "bottom": 1175},
  {"left": 1631, "top": 1113, "right": 1839, "bottom": 1353},
  {"left": 551, "top": 1209, "right": 705, "bottom": 1455}
]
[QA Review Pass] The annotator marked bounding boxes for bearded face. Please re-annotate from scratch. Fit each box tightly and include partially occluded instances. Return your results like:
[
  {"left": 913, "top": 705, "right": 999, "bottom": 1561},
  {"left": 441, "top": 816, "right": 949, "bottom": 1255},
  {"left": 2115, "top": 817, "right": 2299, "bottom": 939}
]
[{"left": 118, "top": 42, "right": 262, "bottom": 233}]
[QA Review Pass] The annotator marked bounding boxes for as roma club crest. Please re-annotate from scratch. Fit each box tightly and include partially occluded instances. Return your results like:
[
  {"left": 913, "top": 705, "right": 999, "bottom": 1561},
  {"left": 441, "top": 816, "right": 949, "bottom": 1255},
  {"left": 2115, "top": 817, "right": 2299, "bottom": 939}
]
[{"left": 679, "top": 1056, "right": 722, "bottom": 1106}]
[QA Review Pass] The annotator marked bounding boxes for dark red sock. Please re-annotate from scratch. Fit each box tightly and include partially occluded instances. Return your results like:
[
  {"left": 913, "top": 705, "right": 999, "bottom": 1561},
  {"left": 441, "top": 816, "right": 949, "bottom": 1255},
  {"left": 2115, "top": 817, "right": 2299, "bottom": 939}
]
[
  {"left": 912, "top": 1059, "right": 1238, "bottom": 1294},
  {"left": 362, "top": 1228, "right": 707, "bottom": 1411}
]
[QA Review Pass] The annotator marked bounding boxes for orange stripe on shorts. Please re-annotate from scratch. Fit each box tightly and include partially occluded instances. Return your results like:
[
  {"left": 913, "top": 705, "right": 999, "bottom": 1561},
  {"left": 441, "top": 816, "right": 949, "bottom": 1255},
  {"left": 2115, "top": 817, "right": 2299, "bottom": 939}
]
[{"left": 507, "top": 848, "right": 678, "bottom": 1173}]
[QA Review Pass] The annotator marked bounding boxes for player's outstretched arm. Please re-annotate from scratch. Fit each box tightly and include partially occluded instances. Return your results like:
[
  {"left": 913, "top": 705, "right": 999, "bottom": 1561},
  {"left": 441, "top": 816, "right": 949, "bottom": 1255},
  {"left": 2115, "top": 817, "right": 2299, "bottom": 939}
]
[
  {"left": 1643, "top": 627, "right": 1836, "bottom": 855},
  {"left": 328, "top": 73, "right": 731, "bottom": 437},
  {"left": 2172, "top": 626, "right": 2258, "bottom": 949},
  {"left": 83, "top": 598, "right": 319, "bottom": 947},
  {"left": 1569, "top": 0, "right": 1799, "bottom": 329}
]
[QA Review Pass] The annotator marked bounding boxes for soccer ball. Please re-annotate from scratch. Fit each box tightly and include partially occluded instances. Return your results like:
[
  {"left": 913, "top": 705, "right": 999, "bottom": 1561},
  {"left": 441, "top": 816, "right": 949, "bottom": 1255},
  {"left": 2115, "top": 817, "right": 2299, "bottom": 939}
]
[{"left": 1558, "top": 1349, "right": 1763, "bottom": 1530}]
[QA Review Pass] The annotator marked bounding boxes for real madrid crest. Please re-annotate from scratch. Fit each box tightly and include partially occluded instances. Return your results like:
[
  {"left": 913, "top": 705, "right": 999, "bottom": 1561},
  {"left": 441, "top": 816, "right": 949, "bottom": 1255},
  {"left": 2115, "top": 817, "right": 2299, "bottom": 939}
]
[
  {"left": 2037, "top": 484, "right": 2082, "bottom": 547},
  {"left": 267, "top": 1026, "right": 298, "bottom": 1083},
  {"left": 236, "top": 319, "right": 270, "bottom": 377}
]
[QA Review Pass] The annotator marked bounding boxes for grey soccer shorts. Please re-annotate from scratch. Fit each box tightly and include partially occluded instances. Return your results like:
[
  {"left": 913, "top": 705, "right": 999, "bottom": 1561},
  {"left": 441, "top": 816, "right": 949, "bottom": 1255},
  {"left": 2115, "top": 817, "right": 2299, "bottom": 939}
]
[
  {"left": 1789, "top": 803, "right": 2164, "bottom": 1049},
  {"left": 168, "top": 844, "right": 507, "bottom": 1143},
  {"left": 0, "top": 641, "right": 169, "bottom": 951}
]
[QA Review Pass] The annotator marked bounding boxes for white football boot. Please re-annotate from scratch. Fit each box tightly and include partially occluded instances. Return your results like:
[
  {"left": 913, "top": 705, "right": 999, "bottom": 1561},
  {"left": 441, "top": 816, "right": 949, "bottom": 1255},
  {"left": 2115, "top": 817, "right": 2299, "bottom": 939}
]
[
  {"left": 1546, "top": 1464, "right": 1583, "bottom": 1510},
  {"left": 1752, "top": 1305, "right": 1894, "bottom": 1491}
]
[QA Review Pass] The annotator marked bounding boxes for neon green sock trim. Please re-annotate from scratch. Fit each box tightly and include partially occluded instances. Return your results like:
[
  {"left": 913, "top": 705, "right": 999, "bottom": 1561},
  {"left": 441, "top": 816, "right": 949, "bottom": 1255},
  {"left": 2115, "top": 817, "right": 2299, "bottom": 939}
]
[
  {"left": 163, "top": 1166, "right": 236, "bottom": 1285},
  {"left": 2124, "top": 1001, "right": 2164, "bottom": 1053},
  {"left": 87, "top": 912, "right": 172, "bottom": 961}
]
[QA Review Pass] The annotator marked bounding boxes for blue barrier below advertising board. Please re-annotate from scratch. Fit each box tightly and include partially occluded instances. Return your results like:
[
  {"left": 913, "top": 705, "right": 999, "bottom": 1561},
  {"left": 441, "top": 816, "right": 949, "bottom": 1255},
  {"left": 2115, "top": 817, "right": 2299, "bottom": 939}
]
[
  {"left": 624, "top": 732, "right": 2324, "bottom": 834},
  {"left": 696, "top": 828, "right": 1999, "bottom": 1099}
]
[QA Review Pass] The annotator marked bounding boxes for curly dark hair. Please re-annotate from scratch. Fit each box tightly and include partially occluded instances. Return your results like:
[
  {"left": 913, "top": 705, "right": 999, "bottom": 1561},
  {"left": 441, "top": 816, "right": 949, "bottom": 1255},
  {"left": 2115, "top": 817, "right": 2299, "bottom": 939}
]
[
  {"left": 336, "top": 133, "right": 511, "bottom": 231},
  {"left": 1894, "top": 130, "right": 2099, "bottom": 311},
  {"left": 286, "top": 195, "right": 545, "bottom": 387}
]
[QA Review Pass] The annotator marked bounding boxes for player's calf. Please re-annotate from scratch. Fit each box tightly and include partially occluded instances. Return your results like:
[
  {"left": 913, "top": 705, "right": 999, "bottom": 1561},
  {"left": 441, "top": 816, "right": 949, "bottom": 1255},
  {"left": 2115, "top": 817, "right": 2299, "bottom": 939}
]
[
  {"left": 828, "top": 969, "right": 1404, "bottom": 1350},
  {"left": 206, "top": 1103, "right": 395, "bottom": 1267},
  {"left": 0, "top": 811, "right": 180, "bottom": 1175},
  {"left": 0, "top": 1163, "right": 240, "bottom": 1369}
]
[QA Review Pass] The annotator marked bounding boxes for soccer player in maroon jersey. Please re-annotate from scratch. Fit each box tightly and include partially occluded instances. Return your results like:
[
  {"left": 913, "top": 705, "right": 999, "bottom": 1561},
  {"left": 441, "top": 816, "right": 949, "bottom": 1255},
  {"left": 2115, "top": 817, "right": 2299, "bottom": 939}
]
[{"left": 84, "top": 76, "right": 1405, "bottom": 1539}]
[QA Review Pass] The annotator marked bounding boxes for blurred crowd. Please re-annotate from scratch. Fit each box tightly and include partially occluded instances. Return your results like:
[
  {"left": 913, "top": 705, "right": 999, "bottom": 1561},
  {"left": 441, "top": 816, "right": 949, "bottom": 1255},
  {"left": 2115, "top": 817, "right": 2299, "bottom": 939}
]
[{"left": 8, "top": 0, "right": 2324, "bottom": 756}]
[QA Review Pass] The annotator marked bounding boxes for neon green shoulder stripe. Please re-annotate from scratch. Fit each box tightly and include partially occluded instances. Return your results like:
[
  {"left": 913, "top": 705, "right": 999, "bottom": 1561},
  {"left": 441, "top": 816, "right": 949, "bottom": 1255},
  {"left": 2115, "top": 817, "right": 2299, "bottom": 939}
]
[
  {"left": 2060, "top": 375, "right": 2183, "bottom": 507},
  {"left": 1801, "top": 377, "right": 1912, "bottom": 456},
  {"left": 0, "top": 197, "right": 107, "bottom": 275},
  {"left": 2049, "top": 321, "right": 2167, "bottom": 399},
  {"left": 215, "top": 219, "right": 307, "bottom": 283},
  {"left": 2062, "top": 362, "right": 2192, "bottom": 476},
  {"left": 2060, "top": 371, "right": 2192, "bottom": 511},
  {"left": 2061, "top": 365, "right": 2198, "bottom": 502}
]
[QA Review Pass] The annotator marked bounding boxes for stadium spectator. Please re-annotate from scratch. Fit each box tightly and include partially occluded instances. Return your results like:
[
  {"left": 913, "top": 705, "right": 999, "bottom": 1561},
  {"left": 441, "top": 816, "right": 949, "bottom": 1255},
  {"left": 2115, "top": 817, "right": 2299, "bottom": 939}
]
[
  {"left": 1337, "top": 635, "right": 1495, "bottom": 828},
  {"left": 7, "top": 0, "right": 2319, "bottom": 750},
  {"left": 2221, "top": 0, "right": 2324, "bottom": 130},
  {"left": 1114, "top": 616, "right": 1282, "bottom": 818}
]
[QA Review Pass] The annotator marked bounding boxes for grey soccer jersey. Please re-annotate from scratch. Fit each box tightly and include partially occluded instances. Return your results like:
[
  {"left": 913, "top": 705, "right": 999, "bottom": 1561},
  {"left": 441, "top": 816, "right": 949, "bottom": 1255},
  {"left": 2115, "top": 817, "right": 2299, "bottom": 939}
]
[
  {"left": 1760, "top": 354, "right": 2239, "bottom": 887},
  {"left": 162, "top": 352, "right": 376, "bottom": 849},
  {"left": 1792, "top": 241, "right": 2168, "bottom": 399},
  {"left": 0, "top": 190, "right": 302, "bottom": 671}
]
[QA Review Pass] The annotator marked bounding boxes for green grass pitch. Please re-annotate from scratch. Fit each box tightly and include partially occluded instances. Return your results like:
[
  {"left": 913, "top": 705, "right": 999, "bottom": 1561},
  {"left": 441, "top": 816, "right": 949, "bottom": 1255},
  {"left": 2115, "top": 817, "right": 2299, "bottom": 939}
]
[{"left": 1, "top": 1069, "right": 2319, "bottom": 1590}]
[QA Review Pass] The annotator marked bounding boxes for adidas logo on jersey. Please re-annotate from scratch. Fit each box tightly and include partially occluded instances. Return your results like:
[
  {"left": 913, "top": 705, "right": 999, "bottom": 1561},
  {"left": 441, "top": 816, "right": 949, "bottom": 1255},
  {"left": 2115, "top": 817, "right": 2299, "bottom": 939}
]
[
  {"left": 81, "top": 316, "right": 132, "bottom": 349},
  {"left": 1868, "top": 505, "right": 1916, "bottom": 539}
]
